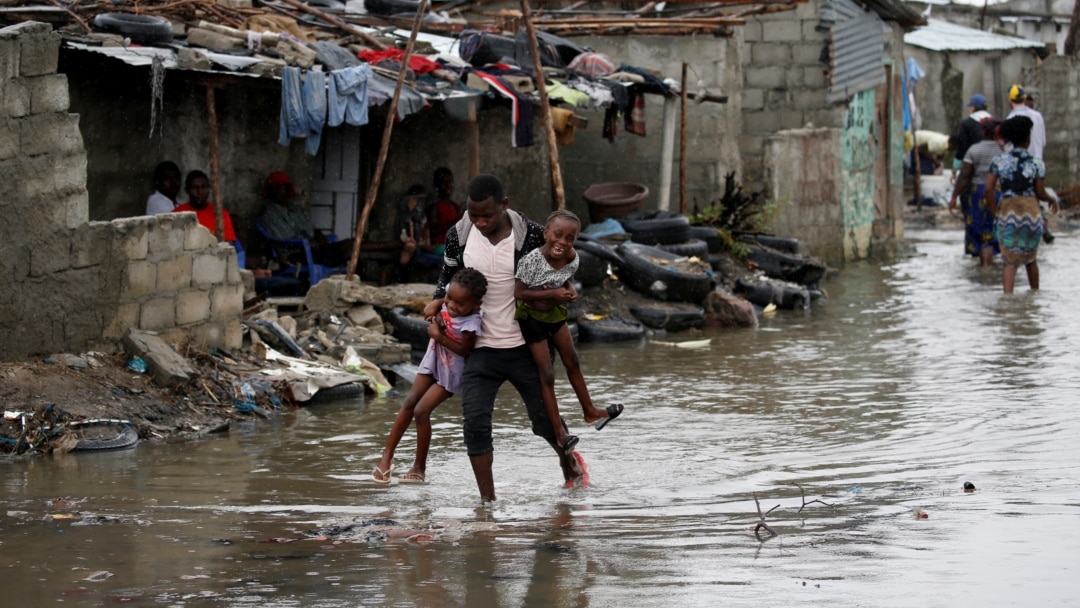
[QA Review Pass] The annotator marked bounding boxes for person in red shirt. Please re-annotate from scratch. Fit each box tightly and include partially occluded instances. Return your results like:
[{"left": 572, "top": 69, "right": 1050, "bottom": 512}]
[
  {"left": 426, "top": 167, "right": 464, "bottom": 255},
  {"left": 172, "top": 170, "right": 237, "bottom": 244}
]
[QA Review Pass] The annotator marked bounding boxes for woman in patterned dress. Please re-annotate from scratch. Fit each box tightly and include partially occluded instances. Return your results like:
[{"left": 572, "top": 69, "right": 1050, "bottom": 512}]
[
  {"left": 949, "top": 117, "right": 1003, "bottom": 266},
  {"left": 985, "top": 116, "right": 1059, "bottom": 293}
]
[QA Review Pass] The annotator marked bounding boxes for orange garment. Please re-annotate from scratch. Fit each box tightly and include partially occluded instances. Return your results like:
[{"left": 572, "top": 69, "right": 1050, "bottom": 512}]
[{"left": 173, "top": 202, "right": 237, "bottom": 242}]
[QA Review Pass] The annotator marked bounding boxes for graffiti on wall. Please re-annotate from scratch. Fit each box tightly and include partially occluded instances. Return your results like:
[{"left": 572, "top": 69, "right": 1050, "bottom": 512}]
[{"left": 841, "top": 89, "right": 877, "bottom": 230}]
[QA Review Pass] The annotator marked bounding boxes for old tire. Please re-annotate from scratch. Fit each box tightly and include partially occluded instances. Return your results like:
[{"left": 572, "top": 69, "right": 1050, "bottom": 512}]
[
  {"left": 618, "top": 210, "right": 691, "bottom": 245},
  {"left": 577, "top": 316, "right": 645, "bottom": 342},
  {"left": 575, "top": 235, "right": 625, "bottom": 266},
  {"left": 311, "top": 382, "right": 366, "bottom": 402},
  {"left": 73, "top": 425, "right": 139, "bottom": 452},
  {"left": 734, "top": 277, "right": 810, "bottom": 310},
  {"left": 628, "top": 303, "right": 705, "bottom": 332},
  {"left": 657, "top": 238, "right": 708, "bottom": 258},
  {"left": 386, "top": 306, "right": 430, "bottom": 352},
  {"left": 746, "top": 244, "right": 827, "bottom": 285},
  {"left": 688, "top": 225, "right": 723, "bottom": 254},
  {"left": 91, "top": 13, "right": 173, "bottom": 45},
  {"left": 616, "top": 242, "right": 715, "bottom": 303},
  {"left": 575, "top": 249, "right": 607, "bottom": 287}
]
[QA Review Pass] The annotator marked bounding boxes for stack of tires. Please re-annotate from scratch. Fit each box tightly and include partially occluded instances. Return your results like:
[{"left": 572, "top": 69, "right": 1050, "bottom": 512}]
[{"left": 730, "top": 233, "right": 828, "bottom": 310}]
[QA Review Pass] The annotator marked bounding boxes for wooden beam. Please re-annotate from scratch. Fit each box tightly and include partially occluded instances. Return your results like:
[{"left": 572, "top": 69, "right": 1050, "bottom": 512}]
[
  {"left": 346, "top": 0, "right": 429, "bottom": 280},
  {"left": 520, "top": 0, "right": 566, "bottom": 210}
]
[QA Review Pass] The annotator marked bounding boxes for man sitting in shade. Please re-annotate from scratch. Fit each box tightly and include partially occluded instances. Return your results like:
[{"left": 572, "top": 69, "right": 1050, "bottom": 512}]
[{"left": 257, "top": 171, "right": 353, "bottom": 267}]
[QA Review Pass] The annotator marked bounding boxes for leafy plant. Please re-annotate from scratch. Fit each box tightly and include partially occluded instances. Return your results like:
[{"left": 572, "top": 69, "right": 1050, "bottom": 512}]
[{"left": 688, "top": 172, "right": 771, "bottom": 256}]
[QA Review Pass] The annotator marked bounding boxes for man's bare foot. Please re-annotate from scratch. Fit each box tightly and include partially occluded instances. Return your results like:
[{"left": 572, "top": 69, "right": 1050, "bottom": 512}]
[{"left": 561, "top": 450, "right": 590, "bottom": 488}]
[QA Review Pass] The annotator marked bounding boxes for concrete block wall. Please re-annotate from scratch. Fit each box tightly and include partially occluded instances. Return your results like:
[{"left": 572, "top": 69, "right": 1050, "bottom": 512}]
[
  {"left": 740, "top": 1, "right": 845, "bottom": 188},
  {"left": 0, "top": 22, "right": 243, "bottom": 359},
  {"left": 1038, "top": 55, "right": 1080, "bottom": 190},
  {"left": 765, "top": 127, "right": 845, "bottom": 262},
  {"left": 557, "top": 34, "right": 743, "bottom": 220}
]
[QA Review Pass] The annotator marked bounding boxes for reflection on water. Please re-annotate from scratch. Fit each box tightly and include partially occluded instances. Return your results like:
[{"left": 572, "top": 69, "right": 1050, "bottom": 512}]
[{"left": 3, "top": 229, "right": 1080, "bottom": 607}]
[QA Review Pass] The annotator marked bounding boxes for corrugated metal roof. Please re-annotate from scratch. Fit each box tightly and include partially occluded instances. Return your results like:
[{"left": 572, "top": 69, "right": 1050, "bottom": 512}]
[
  {"left": 827, "top": 0, "right": 887, "bottom": 103},
  {"left": 904, "top": 18, "right": 1046, "bottom": 51}
]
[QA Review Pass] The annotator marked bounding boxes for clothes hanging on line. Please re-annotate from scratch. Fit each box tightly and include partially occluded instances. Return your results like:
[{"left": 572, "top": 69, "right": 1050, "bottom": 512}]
[{"left": 278, "top": 66, "right": 326, "bottom": 156}]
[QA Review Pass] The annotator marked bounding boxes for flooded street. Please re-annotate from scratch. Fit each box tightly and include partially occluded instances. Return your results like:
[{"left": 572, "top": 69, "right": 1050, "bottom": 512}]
[{"left": 3, "top": 227, "right": 1080, "bottom": 607}]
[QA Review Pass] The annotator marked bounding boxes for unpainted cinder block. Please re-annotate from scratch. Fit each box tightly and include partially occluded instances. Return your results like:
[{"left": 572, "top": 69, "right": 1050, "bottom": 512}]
[
  {"left": 27, "top": 73, "right": 69, "bottom": 114},
  {"left": 156, "top": 254, "right": 193, "bottom": 291}
]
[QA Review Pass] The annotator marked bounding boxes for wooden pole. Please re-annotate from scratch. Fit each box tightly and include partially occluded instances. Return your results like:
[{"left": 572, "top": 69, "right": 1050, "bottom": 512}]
[
  {"left": 346, "top": 0, "right": 428, "bottom": 281},
  {"left": 520, "top": 0, "right": 566, "bottom": 210},
  {"left": 466, "top": 98, "right": 480, "bottom": 180},
  {"left": 206, "top": 85, "right": 224, "bottom": 241},
  {"left": 679, "top": 62, "right": 688, "bottom": 215}
]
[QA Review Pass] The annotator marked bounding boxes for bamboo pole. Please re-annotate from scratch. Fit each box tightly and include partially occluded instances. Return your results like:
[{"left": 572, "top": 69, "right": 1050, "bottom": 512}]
[
  {"left": 679, "top": 62, "right": 688, "bottom": 215},
  {"left": 206, "top": 85, "right": 224, "bottom": 241},
  {"left": 520, "top": 0, "right": 566, "bottom": 210},
  {"left": 346, "top": 0, "right": 428, "bottom": 281}
]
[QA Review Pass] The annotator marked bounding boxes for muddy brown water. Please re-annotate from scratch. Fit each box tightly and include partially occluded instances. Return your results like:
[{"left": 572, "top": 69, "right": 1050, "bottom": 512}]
[{"left": 3, "top": 228, "right": 1080, "bottom": 607}]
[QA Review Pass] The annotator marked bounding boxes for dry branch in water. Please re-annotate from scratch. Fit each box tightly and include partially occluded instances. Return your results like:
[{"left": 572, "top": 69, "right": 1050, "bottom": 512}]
[
  {"left": 752, "top": 492, "right": 778, "bottom": 539},
  {"left": 791, "top": 483, "right": 833, "bottom": 513}
]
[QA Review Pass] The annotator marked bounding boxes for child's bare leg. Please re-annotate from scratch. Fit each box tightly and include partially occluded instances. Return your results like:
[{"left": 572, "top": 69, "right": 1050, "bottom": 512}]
[
  {"left": 1026, "top": 261, "right": 1039, "bottom": 290},
  {"left": 376, "top": 374, "right": 436, "bottom": 478},
  {"left": 550, "top": 325, "right": 605, "bottom": 423},
  {"left": 527, "top": 340, "right": 575, "bottom": 451},
  {"left": 405, "top": 383, "right": 452, "bottom": 480},
  {"left": 1003, "top": 264, "right": 1018, "bottom": 294}
]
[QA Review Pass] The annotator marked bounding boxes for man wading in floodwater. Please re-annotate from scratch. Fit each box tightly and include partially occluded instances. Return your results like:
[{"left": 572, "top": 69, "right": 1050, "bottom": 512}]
[{"left": 422, "top": 174, "right": 588, "bottom": 502}]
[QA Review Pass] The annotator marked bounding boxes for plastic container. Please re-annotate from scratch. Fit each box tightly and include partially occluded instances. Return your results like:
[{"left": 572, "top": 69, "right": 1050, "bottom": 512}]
[{"left": 583, "top": 182, "right": 649, "bottom": 223}]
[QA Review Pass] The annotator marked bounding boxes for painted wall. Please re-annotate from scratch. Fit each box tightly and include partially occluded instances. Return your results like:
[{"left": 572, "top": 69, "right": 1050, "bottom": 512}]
[{"left": 840, "top": 88, "right": 877, "bottom": 260}]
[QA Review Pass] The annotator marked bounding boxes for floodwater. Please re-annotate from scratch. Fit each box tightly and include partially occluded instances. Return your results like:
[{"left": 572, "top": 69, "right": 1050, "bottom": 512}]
[{"left": 3, "top": 227, "right": 1080, "bottom": 607}]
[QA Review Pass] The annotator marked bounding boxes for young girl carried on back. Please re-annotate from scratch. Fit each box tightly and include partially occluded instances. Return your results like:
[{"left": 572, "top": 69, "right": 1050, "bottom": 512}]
[
  {"left": 372, "top": 268, "right": 487, "bottom": 484},
  {"left": 514, "top": 210, "right": 624, "bottom": 455}
]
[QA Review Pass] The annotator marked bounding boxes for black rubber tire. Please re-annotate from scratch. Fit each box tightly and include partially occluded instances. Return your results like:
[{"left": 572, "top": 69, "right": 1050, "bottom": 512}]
[
  {"left": 91, "top": 13, "right": 173, "bottom": 45},
  {"left": 735, "top": 233, "right": 800, "bottom": 254},
  {"left": 734, "top": 277, "right": 810, "bottom": 310},
  {"left": 618, "top": 210, "right": 691, "bottom": 245},
  {"left": 575, "top": 235, "right": 624, "bottom": 266},
  {"left": 575, "top": 249, "right": 607, "bottom": 287},
  {"left": 657, "top": 238, "right": 708, "bottom": 258},
  {"left": 577, "top": 316, "right": 645, "bottom": 342},
  {"left": 73, "top": 425, "right": 139, "bottom": 452},
  {"left": 688, "top": 225, "right": 724, "bottom": 254},
  {"left": 386, "top": 307, "right": 430, "bottom": 352},
  {"left": 746, "top": 244, "right": 827, "bottom": 286},
  {"left": 616, "top": 242, "right": 715, "bottom": 304},
  {"left": 628, "top": 303, "right": 705, "bottom": 332},
  {"left": 311, "top": 382, "right": 366, "bottom": 402},
  {"left": 364, "top": 0, "right": 421, "bottom": 17}
]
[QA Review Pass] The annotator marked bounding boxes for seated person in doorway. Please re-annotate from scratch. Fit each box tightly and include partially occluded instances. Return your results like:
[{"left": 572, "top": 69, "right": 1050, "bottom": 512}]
[
  {"left": 397, "top": 184, "right": 443, "bottom": 281},
  {"left": 145, "top": 161, "right": 183, "bottom": 215},
  {"left": 172, "top": 170, "right": 239, "bottom": 247},
  {"left": 426, "top": 167, "right": 464, "bottom": 257},
  {"left": 257, "top": 171, "right": 354, "bottom": 268}
]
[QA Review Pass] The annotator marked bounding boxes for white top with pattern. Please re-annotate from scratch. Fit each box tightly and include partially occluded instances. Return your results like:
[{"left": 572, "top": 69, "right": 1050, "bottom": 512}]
[{"left": 515, "top": 247, "right": 579, "bottom": 289}]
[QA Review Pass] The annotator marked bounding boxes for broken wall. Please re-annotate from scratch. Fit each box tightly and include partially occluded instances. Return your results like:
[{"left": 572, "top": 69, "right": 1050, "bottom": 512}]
[
  {"left": 0, "top": 22, "right": 243, "bottom": 359},
  {"left": 1030, "top": 54, "right": 1079, "bottom": 189},
  {"left": 765, "top": 127, "right": 844, "bottom": 262},
  {"left": 740, "top": 0, "right": 846, "bottom": 190}
]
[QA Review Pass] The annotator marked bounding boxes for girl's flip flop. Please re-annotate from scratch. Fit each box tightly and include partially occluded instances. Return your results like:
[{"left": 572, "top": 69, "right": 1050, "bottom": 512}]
[
  {"left": 593, "top": 403, "right": 624, "bottom": 431},
  {"left": 372, "top": 464, "right": 394, "bottom": 484}
]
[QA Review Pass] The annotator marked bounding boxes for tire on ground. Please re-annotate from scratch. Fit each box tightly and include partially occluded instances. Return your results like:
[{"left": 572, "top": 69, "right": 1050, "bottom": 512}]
[
  {"left": 657, "top": 238, "right": 708, "bottom": 258},
  {"left": 629, "top": 303, "right": 705, "bottom": 332},
  {"left": 616, "top": 242, "right": 714, "bottom": 303},
  {"left": 73, "top": 425, "right": 139, "bottom": 452},
  {"left": 617, "top": 210, "right": 691, "bottom": 245},
  {"left": 577, "top": 316, "right": 646, "bottom": 342}
]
